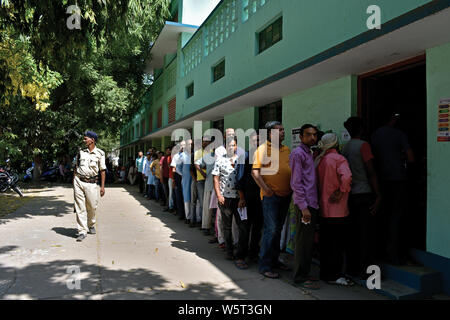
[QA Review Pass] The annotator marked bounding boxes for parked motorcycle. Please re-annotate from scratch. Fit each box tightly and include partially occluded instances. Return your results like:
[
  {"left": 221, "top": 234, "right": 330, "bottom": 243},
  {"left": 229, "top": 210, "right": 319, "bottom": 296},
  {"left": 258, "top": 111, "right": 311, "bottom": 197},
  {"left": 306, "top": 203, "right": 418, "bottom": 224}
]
[
  {"left": 0, "top": 159, "right": 24, "bottom": 197},
  {"left": 40, "top": 163, "right": 59, "bottom": 182}
]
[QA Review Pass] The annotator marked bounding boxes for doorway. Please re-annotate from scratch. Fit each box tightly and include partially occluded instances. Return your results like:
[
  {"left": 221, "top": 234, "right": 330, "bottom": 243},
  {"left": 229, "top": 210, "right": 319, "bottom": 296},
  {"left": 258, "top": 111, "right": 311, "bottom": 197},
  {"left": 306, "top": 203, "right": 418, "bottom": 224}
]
[{"left": 359, "top": 56, "right": 427, "bottom": 253}]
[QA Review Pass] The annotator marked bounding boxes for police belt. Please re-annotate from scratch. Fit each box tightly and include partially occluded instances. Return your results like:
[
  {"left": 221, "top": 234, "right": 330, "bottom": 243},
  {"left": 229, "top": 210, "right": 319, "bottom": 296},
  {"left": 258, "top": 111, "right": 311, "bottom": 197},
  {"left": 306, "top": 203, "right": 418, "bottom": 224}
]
[{"left": 76, "top": 174, "right": 98, "bottom": 184}]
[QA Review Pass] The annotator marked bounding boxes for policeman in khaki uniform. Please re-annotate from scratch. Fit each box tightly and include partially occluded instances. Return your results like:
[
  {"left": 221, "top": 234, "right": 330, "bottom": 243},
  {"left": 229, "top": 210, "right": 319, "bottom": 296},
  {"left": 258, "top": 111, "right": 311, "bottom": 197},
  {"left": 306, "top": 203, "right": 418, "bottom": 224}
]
[{"left": 73, "top": 131, "right": 106, "bottom": 242}]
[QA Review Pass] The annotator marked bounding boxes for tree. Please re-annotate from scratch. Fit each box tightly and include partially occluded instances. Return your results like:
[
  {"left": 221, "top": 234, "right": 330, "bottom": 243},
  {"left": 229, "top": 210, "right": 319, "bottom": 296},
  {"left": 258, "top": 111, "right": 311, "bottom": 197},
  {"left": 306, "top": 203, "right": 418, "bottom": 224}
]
[{"left": 0, "top": 0, "right": 170, "bottom": 168}]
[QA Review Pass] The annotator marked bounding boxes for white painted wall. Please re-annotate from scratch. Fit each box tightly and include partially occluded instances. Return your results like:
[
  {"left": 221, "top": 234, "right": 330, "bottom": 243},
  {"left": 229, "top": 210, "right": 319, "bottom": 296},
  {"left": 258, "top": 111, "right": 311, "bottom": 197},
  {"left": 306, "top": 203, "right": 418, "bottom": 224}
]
[{"left": 182, "top": 0, "right": 221, "bottom": 26}]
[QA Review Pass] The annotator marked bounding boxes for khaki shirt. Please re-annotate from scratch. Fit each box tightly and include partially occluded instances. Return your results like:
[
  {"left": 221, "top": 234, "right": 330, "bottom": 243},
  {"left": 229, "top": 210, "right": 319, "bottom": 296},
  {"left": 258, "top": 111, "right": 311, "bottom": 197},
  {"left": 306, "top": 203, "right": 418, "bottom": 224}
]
[{"left": 76, "top": 147, "right": 106, "bottom": 178}]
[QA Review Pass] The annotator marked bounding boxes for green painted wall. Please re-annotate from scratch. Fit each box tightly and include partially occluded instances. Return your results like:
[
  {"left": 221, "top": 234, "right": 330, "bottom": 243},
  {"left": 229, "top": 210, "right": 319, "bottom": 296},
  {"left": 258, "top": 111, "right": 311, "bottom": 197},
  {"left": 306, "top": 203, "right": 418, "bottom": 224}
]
[
  {"left": 426, "top": 42, "right": 450, "bottom": 259},
  {"left": 282, "top": 75, "right": 357, "bottom": 149},
  {"left": 224, "top": 107, "right": 257, "bottom": 150},
  {"left": 161, "top": 136, "right": 172, "bottom": 150},
  {"left": 224, "top": 107, "right": 257, "bottom": 131},
  {"left": 122, "top": 0, "right": 432, "bottom": 146},
  {"left": 178, "top": 0, "right": 431, "bottom": 119}
]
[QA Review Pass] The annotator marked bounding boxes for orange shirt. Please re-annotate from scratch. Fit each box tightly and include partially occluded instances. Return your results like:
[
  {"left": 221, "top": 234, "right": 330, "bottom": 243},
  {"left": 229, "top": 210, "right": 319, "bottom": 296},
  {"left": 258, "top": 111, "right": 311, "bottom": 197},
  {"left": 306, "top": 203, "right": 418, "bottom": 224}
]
[{"left": 253, "top": 141, "right": 292, "bottom": 199}]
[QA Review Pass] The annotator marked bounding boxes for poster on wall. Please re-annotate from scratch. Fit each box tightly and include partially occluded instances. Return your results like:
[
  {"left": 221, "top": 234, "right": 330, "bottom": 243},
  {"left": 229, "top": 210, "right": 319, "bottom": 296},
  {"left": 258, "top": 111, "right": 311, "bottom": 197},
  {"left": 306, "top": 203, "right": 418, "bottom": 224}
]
[
  {"left": 292, "top": 127, "right": 302, "bottom": 149},
  {"left": 438, "top": 99, "right": 450, "bottom": 142}
]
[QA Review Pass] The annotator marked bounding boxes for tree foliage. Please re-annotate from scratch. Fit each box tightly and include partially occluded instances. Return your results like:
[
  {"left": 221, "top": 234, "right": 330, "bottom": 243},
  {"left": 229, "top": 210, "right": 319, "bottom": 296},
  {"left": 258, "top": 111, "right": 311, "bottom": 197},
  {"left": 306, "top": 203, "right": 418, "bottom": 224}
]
[{"left": 0, "top": 0, "right": 170, "bottom": 168}]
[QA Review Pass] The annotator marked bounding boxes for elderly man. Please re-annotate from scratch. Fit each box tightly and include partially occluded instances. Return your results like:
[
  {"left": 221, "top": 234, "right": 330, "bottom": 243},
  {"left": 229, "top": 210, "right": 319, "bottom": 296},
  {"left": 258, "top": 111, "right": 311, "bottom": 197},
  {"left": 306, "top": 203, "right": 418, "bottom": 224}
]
[
  {"left": 315, "top": 133, "right": 353, "bottom": 286},
  {"left": 252, "top": 121, "right": 292, "bottom": 279},
  {"left": 73, "top": 131, "right": 106, "bottom": 242}
]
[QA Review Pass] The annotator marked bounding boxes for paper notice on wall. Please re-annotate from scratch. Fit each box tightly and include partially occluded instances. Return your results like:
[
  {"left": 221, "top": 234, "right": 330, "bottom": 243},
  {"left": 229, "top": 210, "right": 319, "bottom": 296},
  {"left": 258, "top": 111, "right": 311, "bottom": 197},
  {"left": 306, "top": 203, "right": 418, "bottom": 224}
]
[
  {"left": 292, "top": 127, "right": 302, "bottom": 149},
  {"left": 438, "top": 99, "right": 450, "bottom": 142}
]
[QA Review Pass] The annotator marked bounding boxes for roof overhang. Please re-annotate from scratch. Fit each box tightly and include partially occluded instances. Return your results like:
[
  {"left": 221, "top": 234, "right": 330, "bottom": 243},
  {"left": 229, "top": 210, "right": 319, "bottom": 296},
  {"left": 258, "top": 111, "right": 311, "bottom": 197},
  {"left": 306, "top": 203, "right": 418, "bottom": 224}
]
[
  {"left": 141, "top": 4, "right": 450, "bottom": 140},
  {"left": 145, "top": 21, "right": 198, "bottom": 74}
]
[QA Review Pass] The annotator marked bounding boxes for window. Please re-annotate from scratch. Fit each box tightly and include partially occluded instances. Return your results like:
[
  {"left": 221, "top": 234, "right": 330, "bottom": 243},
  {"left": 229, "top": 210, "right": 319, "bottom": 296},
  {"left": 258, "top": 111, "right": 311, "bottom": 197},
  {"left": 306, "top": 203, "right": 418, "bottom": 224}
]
[
  {"left": 258, "top": 16, "right": 282, "bottom": 54},
  {"left": 149, "top": 115, "right": 153, "bottom": 132},
  {"left": 212, "top": 119, "right": 224, "bottom": 136},
  {"left": 243, "top": 0, "right": 269, "bottom": 23},
  {"left": 212, "top": 60, "right": 225, "bottom": 83},
  {"left": 258, "top": 100, "right": 282, "bottom": 129},
  {"left": 186, "top": 83, "right": 194, "bottom": 99},
  {"left": 141, "top": 119, "right": 145, "bottom": 136},
  {"left": 168, "top": 97, "right": 176, "bottom": 124}
]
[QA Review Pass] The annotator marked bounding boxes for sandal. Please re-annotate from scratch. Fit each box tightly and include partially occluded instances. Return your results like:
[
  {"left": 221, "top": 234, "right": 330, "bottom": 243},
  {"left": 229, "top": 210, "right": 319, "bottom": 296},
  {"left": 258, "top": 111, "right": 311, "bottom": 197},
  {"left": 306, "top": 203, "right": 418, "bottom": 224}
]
[
  {"left": 218, "top": 243, "right": 226, "bottom": 250},
  {"left": 235, "top": 260, "right": 249, "bottom": 270},
  {"left": 260, "top": 271, "right": 280, "bottom": 279},
  {"left": 296, "top": 280, "right": 320, "bottom": 290},
  {"left": 327, "top": 277, "right": 354, "bottom": 286},
  {"left": 208, "top": 237, "right": 218, "bottom": 244}
]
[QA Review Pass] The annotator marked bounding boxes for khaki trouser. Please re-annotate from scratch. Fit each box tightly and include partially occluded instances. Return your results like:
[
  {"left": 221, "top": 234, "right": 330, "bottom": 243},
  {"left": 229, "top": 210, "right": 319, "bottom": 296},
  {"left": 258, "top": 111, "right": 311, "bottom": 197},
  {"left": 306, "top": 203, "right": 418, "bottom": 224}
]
[{"left": 74, "top": 176, "right": 99, "bottom": 235}]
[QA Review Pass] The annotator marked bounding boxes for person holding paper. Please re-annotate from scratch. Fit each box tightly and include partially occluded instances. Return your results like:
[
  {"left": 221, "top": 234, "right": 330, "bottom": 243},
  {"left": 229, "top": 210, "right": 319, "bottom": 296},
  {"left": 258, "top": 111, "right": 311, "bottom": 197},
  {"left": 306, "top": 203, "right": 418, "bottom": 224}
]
[{"left": 212, "top": 136, "right": 249, "bottom": 269}]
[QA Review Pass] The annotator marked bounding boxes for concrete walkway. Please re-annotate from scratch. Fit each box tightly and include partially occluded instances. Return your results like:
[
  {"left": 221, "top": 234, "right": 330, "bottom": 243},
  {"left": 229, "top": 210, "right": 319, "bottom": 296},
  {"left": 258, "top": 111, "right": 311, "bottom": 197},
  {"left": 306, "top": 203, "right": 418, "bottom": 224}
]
[{"left": 0, "top": 184, "right": 386, "bottom": 300}]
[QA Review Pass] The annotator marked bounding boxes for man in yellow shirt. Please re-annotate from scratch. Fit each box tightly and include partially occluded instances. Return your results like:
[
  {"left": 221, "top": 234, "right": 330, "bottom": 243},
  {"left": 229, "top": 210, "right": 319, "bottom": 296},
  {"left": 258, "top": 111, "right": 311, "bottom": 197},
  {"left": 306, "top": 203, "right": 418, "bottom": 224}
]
[
  {"left": 150, "top": 152, "right": 162, "bottom": 203},
  {"left": 252, "top": 121, "right": 292, "bottom": 279}
]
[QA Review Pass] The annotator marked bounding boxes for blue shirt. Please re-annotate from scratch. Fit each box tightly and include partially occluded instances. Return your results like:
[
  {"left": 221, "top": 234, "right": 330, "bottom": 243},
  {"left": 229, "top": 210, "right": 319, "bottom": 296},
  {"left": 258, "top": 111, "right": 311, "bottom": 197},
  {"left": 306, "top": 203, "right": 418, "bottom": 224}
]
[{"left": 136, "top": 156, "right": 145, "bottom": 173}]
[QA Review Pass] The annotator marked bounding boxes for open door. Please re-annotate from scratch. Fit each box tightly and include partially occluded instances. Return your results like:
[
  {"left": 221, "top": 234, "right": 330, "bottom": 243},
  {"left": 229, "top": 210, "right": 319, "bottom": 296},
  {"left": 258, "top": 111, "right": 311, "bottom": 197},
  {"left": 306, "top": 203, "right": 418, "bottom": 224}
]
[{"left": 359, "top": 55, "right": 427, "bottom": 256}]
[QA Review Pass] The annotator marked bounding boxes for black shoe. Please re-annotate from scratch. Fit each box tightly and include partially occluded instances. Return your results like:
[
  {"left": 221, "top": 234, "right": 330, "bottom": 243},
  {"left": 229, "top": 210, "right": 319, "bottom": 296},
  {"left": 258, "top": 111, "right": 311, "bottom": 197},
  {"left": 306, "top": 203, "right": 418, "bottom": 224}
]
[
  {"left": 189, "top": 222, "right": 196, "bottom": 228},
  {"left": 178, "top": 216, "right": 185, "bottom": 220},
  {"left": 163, "top": 207, "right": 169, "bottom": 212},
  {"left": 88, "top": 227, "right": 96, "bottom": 235},
  {"left": 168, "top": 208, "right": 175, "bottom": 213},
  {"left": 185, "top": 219, "right": 191, "bottom": 224},
  {"left": 203, "top": 229, "right": 211, "bottom": 236},
  {"left": 76, "top": 234, "right": 87, "bottom": 242}
]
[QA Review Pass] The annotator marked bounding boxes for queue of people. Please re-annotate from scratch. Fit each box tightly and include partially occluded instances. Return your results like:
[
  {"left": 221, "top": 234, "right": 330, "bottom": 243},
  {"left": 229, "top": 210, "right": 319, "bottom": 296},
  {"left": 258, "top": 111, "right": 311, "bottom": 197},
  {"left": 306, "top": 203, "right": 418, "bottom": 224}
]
[{"left": 129, "top": 113, "right": 414, "bottom": 291}]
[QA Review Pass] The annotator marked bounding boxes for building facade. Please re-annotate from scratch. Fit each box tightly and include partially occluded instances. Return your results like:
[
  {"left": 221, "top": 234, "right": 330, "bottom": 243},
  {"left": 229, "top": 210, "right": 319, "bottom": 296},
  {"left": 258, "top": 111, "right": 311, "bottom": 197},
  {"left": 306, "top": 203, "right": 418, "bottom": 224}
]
[{"left": 120, "top": 0, "right": 450, "bottom": 294}]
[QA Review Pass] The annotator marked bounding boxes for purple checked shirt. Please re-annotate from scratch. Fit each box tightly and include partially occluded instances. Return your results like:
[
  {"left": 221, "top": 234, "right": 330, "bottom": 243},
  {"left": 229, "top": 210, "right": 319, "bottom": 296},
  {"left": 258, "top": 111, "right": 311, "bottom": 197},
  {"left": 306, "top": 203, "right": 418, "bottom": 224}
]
[{"left": 289, "top": 143, "right": 319, "bottom": 211}]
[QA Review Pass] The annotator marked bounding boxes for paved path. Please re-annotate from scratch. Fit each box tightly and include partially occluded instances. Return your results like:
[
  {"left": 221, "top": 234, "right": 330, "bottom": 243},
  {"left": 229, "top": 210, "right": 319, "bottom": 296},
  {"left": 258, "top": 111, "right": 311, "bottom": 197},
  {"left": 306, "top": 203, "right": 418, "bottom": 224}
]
[{"left": 0, "top": 184, "right": 385, "bottom": 300}]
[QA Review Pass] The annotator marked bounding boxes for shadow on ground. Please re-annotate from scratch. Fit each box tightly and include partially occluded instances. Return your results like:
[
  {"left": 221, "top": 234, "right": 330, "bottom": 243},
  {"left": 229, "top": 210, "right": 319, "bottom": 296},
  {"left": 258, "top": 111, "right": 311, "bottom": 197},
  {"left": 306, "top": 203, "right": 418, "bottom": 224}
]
[
  {"left": 51, "top": 227, "right": 78, "bottom": 239},
  {"left": 0, "top": 251, "right": 247, "bottom": 300},
  {"left": 120, "top": 185, "right": 311, "bottom": 295},
  {"left": 0, "top": 195, "right": 73, "bottom": 226},
  {"left": 117, "top": 184, "right": 389, "bottom": 300}
]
